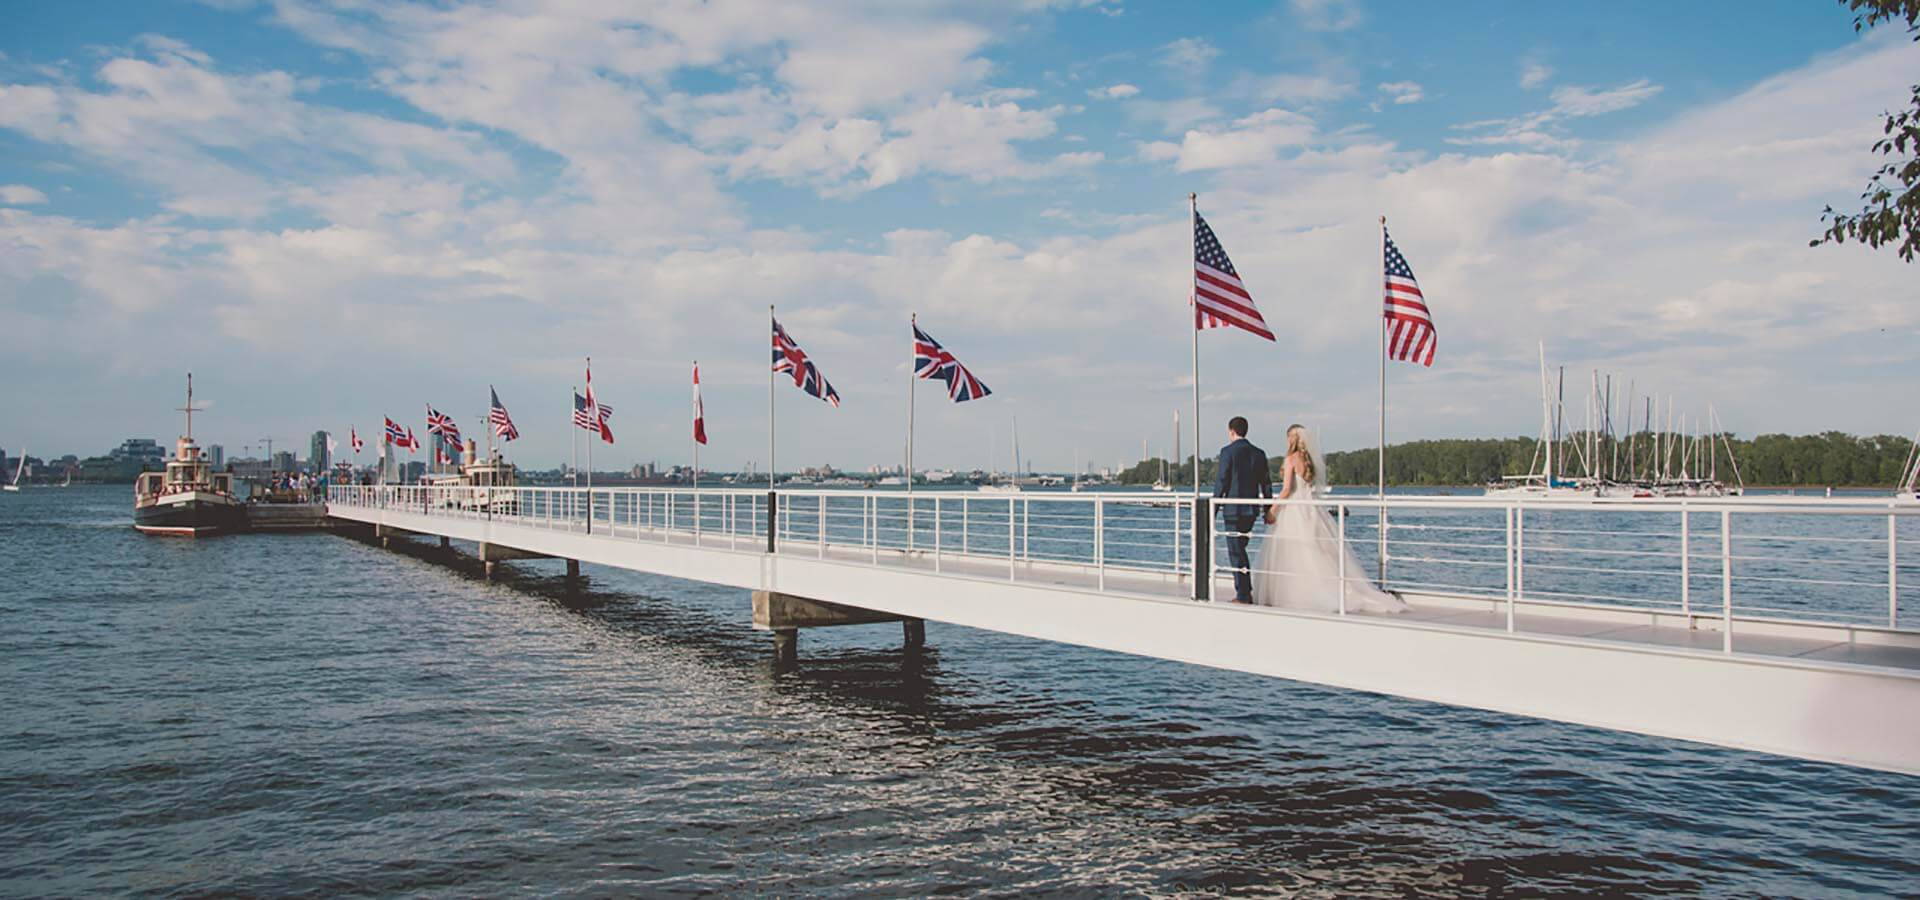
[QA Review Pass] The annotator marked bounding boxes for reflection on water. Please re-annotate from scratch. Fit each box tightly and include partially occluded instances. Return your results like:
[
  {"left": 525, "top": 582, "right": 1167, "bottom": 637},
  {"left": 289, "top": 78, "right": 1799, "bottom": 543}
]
[{"left": 0, "top": 487, "right": 1915, "bottom": 895}]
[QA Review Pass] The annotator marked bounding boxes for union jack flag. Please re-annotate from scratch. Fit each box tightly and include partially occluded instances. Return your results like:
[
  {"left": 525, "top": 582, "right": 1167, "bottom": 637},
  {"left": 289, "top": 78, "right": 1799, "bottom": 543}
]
[
  {"left": 1193, "top": 211, "right": 1275, "bottom": 341},
  {"left": 489, "top": 387, "right": 518, "bottom": 441},
  {"left": 1383, "top": 225, "right": 1436, "bottom": 367},
  {"left": 425, "top": 405, "right": 460, "bottom": 442},
  {"left": 913, "top": 323, "right": 992, "bottom": 402},
  {"left": 772, "top": 319, "right": 840, "bottom": 407}
]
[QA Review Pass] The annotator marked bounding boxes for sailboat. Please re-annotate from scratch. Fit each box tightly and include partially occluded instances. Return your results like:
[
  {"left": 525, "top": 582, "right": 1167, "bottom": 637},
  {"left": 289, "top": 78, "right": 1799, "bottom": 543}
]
[
  {"left": 3, "top": 452, "right": 22, "bottom": 492},
  {"left": 979, "top": 416, "right": 1023, "bottom": 492},
  {"left": 1899, "top": 425, "right": 1920, "bottom": 500},
  {"left": 60, "top": 468, "right": 71, "bottom": 488},
  {"left": 1152, "top": 410, "right": 1176, "bottom": 492}
]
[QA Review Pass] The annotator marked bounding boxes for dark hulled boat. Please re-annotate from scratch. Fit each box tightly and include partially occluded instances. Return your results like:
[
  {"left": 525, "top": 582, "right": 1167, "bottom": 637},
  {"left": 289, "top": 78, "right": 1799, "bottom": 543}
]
[{"left": 134, "top": 374, "right": 244, "bottom": 536}]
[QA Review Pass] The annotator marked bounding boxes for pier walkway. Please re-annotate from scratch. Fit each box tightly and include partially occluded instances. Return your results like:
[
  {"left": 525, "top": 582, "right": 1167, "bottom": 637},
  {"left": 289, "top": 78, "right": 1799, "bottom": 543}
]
[{"left": 328, "top": 485, "right": 1920, "bottom": 775}]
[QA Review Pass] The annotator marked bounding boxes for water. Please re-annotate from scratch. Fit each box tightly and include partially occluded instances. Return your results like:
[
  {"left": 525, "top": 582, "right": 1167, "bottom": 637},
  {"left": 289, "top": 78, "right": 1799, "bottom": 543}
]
[{"left": 2, "top": 487, "right": 1916, "bottom": 896}]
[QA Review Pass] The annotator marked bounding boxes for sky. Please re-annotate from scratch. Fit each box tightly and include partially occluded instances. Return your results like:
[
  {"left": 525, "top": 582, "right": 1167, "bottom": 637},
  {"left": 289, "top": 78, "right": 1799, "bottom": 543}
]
[{"left": 1, "top": 0, "right": 1915, "bottom": 472}]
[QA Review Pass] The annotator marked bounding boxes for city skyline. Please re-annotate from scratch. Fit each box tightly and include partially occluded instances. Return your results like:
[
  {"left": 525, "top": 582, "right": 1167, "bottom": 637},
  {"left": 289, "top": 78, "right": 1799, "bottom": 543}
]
[{"left": 2, "top": 2, "right": 1916, "bottom": 472}]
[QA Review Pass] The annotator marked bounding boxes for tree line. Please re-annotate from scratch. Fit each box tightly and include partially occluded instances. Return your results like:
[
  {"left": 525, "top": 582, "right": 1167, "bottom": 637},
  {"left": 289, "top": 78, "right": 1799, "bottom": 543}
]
[{"left": 1116, "top": 432, "right": 1916, "bottom": 487}]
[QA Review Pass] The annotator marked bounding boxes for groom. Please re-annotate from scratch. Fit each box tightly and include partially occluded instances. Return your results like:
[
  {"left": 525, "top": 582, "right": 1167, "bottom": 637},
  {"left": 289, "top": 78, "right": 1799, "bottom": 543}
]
[{"left": 1213, "top": 416, "right": 1272, "bottom": 604}]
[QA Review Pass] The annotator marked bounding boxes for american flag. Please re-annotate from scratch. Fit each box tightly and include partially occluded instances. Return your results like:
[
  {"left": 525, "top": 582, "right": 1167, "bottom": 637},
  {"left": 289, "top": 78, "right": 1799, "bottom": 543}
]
[
  {"left": 489, "top": 387, "right": 519, "bottom": 441},
  {"left": 913, "top": 323, "right": 992, "bottom": 402},
  {"left": 350, "top": 427, "right": 363, "bottom": 453},
  {"left": 574, "top": 392, "right": 614, "bottom": 442},
  {"left": 772, "top": 319, "right": 840, "bottom": 407},
  {"left": 425, "top": 405, "right": 460, "bottom": 442},
  {"left": 1382, "top": 226, "right": 1436, "bottom": 367},
  {"left": 1193, "top": 211, "right": 1274, "bottom": 342},
  {"left": 692, "top": 362, "right": 707, "bottom": 445}
]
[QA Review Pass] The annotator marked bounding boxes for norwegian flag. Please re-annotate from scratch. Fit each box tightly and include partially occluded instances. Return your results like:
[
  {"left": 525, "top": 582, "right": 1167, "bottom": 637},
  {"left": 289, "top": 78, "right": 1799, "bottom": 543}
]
[
  {"left": 913, "top": 323, "right": 992, "bottom": 402},
  {"left": 350, "top": 427, "right": 363, "bottom": 453},
  {"left": 425, "top": 405, "right": 460, "bottom": 442},
  {"left": 1383, "top": 225, "right": 1436, "bottom": 367},
  {"left": 692, "top": 362, "right": 707, "bottom": 445},
  {"left": 488, "top": 387, "right": 518, "bottom": 441},
  {"left": 1192, "top": 211, "right": 1275, "bottom": 342},
  {"left": 772, "top": 319, "right": 840, "bottom": 407},
  {"left": 384, "top": 417, "right": 410, "bottom": 447}
]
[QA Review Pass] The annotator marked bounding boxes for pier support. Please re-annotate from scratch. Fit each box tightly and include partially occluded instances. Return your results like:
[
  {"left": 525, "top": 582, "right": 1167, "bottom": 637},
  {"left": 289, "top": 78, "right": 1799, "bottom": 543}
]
[
  {"left": 752, "top": 590, "right": 920, "bottom": 660},
  {"left": 565, "top": 558, "right": 581, "bottom": 592},
  {"left": 484, "top": 561, "right": 498, "bottom": 581},
  {"left": 439, "top": 535, "right": 451, "bottom": 550}
]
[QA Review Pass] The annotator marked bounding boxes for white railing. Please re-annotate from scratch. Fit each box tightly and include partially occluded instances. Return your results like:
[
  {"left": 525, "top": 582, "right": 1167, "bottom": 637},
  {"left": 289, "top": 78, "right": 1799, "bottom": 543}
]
[{"left": 329, "top": 485, "right": 1918, "bottom": 645}]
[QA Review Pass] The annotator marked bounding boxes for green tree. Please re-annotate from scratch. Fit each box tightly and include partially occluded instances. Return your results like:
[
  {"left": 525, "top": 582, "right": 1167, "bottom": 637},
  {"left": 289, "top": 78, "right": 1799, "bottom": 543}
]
[{"left": 1812, "top": 1, "right": 1920, "bottom": 262}]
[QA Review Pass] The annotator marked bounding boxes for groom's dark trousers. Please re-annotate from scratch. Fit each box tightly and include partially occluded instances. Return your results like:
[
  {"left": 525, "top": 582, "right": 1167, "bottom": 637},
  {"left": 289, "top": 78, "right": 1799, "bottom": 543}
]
[{"left": 1214, "top": 437, "right": 1273, "bottom": 602}]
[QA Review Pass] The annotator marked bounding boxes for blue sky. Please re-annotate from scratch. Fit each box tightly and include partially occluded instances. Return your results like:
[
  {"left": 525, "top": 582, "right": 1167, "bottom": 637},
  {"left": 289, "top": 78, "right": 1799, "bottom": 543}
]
[{"left": 1, "top": 0, "right": 1915, "bottom": 472}]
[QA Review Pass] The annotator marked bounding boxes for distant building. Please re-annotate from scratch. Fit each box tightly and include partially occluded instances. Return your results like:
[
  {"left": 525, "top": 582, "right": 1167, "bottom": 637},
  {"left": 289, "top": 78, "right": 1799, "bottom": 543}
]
[
  {"left": 402, "top": 461, "right": 426, "bottom": 482},
  {"left": 228, "top": 457, "right": 271, "bottom": 481},
  {"left": 309, "top": 431, "right": 330, "bottom": 473},
  {"left": 207, "top": 444, "right": 225, "bottom": 469},
  {"left": 111, "top": 438, "right": 165, "bottom": 467},
  {"left": 271, "top": 450, "right": 296, "bottom": 473}
]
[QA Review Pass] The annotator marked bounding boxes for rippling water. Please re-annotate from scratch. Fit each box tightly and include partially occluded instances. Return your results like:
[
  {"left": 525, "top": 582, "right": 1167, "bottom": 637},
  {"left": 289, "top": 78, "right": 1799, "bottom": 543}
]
[{"left": 2, "top": 486, "right": 1915, "bottom": 896}]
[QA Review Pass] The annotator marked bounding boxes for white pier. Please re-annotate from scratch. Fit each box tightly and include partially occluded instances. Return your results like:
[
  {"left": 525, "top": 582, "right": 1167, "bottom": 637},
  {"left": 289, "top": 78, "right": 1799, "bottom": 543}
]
[{"left": 327, "top": 485, "right": 1920, "bottom": 776}]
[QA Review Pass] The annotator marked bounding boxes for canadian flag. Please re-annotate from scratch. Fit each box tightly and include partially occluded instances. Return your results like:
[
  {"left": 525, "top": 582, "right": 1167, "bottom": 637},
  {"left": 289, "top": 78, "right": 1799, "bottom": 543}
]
[
  {"left": 350, "top": 427, "right": 363, "bottom": 453},
  {"left": 693, "top": 361, "right": 707, "bottom": 445}
]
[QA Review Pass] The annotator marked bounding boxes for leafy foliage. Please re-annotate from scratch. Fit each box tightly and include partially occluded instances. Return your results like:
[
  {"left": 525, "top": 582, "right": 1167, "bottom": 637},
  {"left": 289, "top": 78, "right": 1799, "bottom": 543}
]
[
  {"left": 1308, "top": 432, "right": 1913, "bottom": 487},
  {"left": 1812, "top": 0, "right": 1920, "bottom": 262}
]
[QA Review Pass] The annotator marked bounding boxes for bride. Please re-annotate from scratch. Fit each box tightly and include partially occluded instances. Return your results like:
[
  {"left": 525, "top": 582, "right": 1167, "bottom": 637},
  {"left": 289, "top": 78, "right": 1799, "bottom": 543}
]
[{"left": 1251, "top": 425, "right": 1407, "bottom": 614}]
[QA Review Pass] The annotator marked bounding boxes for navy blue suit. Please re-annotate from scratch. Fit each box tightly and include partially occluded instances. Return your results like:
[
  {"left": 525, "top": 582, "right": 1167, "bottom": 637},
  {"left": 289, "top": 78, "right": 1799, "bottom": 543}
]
[{"left": 1213, "top": 437, "right": 1272, "bottom": 602}]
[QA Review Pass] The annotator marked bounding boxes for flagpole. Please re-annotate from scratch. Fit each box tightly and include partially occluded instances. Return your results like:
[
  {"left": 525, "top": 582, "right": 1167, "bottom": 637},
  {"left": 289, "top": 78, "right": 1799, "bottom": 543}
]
[
  {"left": 1377, "top": 215, "right": 1388, "bottom": 582},
  {"left": 906, "top": 313, "right": 917, "bottom": 551},
  {"left": 585, "top": 357, "right": 593, "bottom": 504},
  {"left": 760, "top": 303, "right": 768, "bottom": 487},
  {"left": 570, "top": 385, "right": 578, "bottom": 491},
  {"left": 1189, "top": 192, "right": 1202, "bottom": 601},
  {"left": 692, "top": 359, "right": 700, "bottom": 536}
]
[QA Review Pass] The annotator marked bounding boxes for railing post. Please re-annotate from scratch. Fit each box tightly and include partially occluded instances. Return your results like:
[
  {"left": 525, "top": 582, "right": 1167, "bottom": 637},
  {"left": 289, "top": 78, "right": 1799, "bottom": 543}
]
[
  {"left": 1021, "top": 498, "right": 1030, "bottom": 562},
  {"left": 1515, "top": 505, "right": 1525, "bottom": 597},
  {"left": 1007, "top": 497, "right": 1016, "bottom": 581},
  {"left": 1095, "top": 498, "right": 1106, "bottom": 591},
  {"left": 1338, "top": 503, "right": 1349, "bottom": 615},
  {"left": 818, "top": 494, "right": 826, "bottom": 559},
  {"left": 1503, "top": 504, "right": 1513, "bottom": 630},
  {"left": 934, "top": 496, "right": 943, "bottom": 573},
  {"left": 1680, "top": 507, "right": 1691, "bottom": 618},
  {"left": 1721, "top": 509, "right": 1733, "bottom": 653},
  {"left": 1890, "top": 511, "right": 1899, "bottom": 628},
  {"left": 766, "top": 490, "right": 776, "bottom": 554},
  {"left": 1194, "top": 497, "right": 1211, "bottom": 601},
  {"left": 962, "top": 497, "right": 969, "bottom": 556},
  {"left": 870, "top": 496, "right": 879, "bottom": 564},
  {"left": 586, "top": 487, "right": 592, "bottom": 535}
]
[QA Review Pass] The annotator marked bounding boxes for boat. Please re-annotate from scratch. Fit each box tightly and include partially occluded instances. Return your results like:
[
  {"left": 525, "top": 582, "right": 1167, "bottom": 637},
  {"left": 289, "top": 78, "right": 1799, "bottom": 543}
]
[
  {"left": 3, "top": 452, "right": 21, "bottom": 492},
  {"left": 979, "top": 416, "right": 1025, "bottom": 492},
  {"left": 133, "top": 374, "right": 244, "bottom": 535},
  {"left": 1899, "top": 426, "right": 1920, "bottom": 500},
  {"left": 427, "top": 439, "right": 520, "bottom": 513},
  {"left": 60, "top": 469, "right": 71, "bottom": 488}
]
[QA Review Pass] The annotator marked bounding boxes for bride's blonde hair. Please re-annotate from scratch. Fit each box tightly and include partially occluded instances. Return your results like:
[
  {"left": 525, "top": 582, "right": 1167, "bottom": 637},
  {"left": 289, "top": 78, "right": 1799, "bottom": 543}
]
[{"left": 1287, "top": 424, "right": 1314, "bottom": 485}]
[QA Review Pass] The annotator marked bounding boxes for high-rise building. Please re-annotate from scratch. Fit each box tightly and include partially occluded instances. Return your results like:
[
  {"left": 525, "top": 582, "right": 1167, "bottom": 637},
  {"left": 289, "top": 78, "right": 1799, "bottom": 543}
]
[
  {"left": 207, "top": 444, "right": 225, "bottom": 469},
  {"left": 402, "top": 461, "right": 426, "bottom": 482},
  {"left": 271, "top": 450, "right": 296, "bottom": 473},
  {"left": 111, "top": 438, "right": 166, "bottom": 466},
  {"left": 309, "top": 430, "right": 330, "bottom": 474}
]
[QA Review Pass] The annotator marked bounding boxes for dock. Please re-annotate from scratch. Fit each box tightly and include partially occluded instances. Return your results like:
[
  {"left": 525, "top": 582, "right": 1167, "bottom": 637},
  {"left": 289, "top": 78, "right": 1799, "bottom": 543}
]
[{"left": 326, "top": 485, "right": 1920, "bottom": 776}]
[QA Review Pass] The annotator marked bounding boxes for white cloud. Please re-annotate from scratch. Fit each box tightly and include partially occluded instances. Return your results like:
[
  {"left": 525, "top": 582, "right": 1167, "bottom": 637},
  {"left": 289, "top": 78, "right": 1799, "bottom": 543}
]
[
  {"left": 1450, "top": 77, "right": 1663, "bottom": 148},
  {"left": 1289, "top": 0, "right": 1364, "bottom": 32},
  {"left": 0, "top": 185, "right": 47, "bottom": 205},
  {"left": 1378, "top": 81, "right": 1425, "bottom": 105},
  {"left": 1157, "top": 37, "right": 1219, "bottom": 75},
  {"left": 1143, "top": 108, "right": 1317, "bottom": 171},
  {"left": 1520, "top": 62, "right": 1553, "bottom": 90},
  {"left": 1090, "top": 83, "right": 1140, "bottom": 99},
  {"left": 1250, "top": 73, "right": 1353, "bottom": 104}
]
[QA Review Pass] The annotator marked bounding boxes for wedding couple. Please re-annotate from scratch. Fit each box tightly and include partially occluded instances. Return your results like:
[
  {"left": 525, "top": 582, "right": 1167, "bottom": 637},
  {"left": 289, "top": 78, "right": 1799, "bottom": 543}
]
[{"left": 1214, "top": 416, "right": 1407, "bottom": 613}]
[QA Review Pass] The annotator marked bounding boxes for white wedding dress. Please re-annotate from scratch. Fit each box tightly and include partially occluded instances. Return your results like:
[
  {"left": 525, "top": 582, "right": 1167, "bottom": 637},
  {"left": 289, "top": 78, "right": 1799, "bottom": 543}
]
[{"left": 1250, "top": 468, "right": 1408, "bottom": 614}]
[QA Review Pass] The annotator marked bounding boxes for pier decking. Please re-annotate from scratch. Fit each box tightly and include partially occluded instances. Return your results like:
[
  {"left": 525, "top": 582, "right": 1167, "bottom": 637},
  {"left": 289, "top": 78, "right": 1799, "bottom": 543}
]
[{"left": 328, "top": 485, "right": 1920, "bottom": 776}]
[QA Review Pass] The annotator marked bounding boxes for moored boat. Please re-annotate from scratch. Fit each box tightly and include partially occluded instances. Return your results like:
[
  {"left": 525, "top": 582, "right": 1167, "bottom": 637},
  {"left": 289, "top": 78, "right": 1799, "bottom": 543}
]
[{"left": 134, "top": 374, "right": 243, "bottom": 536}]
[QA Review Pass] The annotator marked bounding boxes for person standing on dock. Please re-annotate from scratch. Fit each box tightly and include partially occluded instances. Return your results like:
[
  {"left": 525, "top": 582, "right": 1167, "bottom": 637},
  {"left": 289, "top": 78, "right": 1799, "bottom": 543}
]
[{"left": 1214, "top": 416, "right": 1272, "bottom": 604}]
